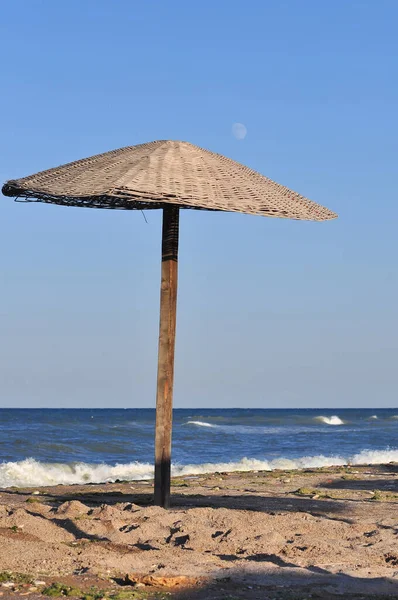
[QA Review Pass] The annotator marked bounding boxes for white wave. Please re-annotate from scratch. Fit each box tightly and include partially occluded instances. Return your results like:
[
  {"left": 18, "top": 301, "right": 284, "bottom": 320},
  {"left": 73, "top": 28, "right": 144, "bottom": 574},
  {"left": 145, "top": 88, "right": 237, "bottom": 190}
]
[
  {"left": 1, "top": 449, "right": 397, "bottom": 488},
  {"left": 0, "top": 458, "right": 154, "bottom": 488},
  {"left": 368, "top": 415, "right": 378, "bottom": 420},
  {"left": 350, "top": 449, "right": 398, "bottom": 465},
  {"left": 186, "top": 421, "right": 217, "bottom": 428},
  {"left": 187, "top": 421, "right": 284, "bottom": 435},
  {"left": 314, "top": 415, "right": 345, "bottom": 425}
]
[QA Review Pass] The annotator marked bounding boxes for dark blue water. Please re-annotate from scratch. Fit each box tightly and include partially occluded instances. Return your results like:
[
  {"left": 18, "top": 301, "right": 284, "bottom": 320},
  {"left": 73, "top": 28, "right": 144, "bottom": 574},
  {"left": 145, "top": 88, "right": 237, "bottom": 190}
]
[{"left": 0, "top": 409, "right": 397, "bottom": 487}]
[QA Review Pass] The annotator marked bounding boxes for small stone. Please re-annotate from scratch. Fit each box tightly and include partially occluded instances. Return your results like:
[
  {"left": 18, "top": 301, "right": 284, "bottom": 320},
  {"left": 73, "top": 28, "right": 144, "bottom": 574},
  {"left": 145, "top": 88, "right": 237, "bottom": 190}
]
[
  {"left": 32, "top": 491, "right": 40, "bottom": 495},
  {"left": 34, "top": 581, "right": 46, "bottom": 586},
  {"left": 282, "top": 479, "right": 291, "bottom": 483}
]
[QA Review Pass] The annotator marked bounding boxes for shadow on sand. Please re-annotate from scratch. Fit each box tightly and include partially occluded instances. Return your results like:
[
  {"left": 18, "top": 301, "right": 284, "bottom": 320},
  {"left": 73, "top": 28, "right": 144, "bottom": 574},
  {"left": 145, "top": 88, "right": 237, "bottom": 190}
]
[
  {"left": 321, "top": 477, "right": 398, "bottom": 492},
  {"left": 119, "top": 562, "right": 398, "bottom": 600}
]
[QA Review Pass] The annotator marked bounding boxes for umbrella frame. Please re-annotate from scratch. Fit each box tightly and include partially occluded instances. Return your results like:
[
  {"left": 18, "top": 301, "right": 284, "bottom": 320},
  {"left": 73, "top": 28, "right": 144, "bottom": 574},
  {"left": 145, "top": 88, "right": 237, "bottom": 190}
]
[{"left": 1, "top": 141, "right": 337, "bottom": 509}]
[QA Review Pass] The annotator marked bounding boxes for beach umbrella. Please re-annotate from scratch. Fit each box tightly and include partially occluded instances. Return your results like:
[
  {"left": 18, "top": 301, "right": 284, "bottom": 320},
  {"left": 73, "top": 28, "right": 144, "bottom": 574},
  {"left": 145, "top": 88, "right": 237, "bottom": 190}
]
[{"left": 2, "top": 140, "right": 337, "bottom": 507}]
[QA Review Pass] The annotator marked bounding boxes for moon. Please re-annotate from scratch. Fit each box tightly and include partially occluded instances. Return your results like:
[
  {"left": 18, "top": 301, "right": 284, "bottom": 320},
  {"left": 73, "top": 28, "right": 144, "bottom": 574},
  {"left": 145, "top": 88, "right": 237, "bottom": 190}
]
[{"left": 232, "top": 123, "right": 247, "bottom": 140}]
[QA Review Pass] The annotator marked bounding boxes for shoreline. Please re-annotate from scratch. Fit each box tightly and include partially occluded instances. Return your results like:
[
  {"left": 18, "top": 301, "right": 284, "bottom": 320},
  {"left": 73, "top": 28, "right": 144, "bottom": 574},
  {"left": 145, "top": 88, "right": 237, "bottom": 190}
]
[
  {"left": 0, "top": 463, "right": 397, "bottom": 598},
  {"left": 1, "top": 450, "right": 398, "bottom": 489}
]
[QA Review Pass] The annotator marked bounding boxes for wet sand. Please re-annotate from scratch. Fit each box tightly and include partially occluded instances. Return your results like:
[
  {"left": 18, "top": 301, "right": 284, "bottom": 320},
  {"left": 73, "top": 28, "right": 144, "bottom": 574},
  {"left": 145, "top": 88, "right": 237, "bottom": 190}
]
[{"left": 0, "top": 463, "right": 397, "bottom": 599}]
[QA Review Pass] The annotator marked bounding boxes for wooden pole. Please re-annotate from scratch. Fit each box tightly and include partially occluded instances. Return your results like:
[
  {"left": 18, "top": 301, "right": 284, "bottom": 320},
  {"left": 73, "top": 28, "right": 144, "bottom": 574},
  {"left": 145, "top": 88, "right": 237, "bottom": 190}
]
[{"left": 154, "top": 206, "right": 179, "bottom": 508}]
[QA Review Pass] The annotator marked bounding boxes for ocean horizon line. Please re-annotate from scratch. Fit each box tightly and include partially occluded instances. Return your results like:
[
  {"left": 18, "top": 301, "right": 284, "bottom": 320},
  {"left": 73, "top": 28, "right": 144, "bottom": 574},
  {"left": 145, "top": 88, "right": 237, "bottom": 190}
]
[{"left": 0, "top": 406, "right": 396, "bottom": 411}]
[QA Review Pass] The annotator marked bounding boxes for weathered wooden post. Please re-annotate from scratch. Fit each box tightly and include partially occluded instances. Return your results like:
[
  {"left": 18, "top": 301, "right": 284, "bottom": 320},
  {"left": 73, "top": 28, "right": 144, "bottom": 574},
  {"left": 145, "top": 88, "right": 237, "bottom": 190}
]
[{"left": 154, "top": 206, "right": 179, "bottom": 508}]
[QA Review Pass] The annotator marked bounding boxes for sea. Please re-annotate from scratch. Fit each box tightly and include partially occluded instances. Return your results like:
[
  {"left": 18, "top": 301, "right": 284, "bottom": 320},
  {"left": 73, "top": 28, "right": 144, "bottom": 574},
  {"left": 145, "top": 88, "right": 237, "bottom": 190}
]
[{"left": 0, "top": 408, "right": 397, "bottom": 488}]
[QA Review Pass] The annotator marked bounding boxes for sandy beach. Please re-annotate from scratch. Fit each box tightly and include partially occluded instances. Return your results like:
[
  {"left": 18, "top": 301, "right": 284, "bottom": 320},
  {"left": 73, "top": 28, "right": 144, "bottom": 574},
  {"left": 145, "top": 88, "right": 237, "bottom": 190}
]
[{"left": 0, "top": 463, "right": 397, "bottom": 599}]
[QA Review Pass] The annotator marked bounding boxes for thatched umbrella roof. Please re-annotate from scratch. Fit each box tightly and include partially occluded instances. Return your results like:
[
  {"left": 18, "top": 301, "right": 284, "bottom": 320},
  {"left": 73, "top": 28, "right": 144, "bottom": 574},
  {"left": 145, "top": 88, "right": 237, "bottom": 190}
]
[
  {"left": 2, "top": 140, "right": 337, "bottom": 508},
  {"left": 2, "top": 140, "right": 336, "bottom": 221}
]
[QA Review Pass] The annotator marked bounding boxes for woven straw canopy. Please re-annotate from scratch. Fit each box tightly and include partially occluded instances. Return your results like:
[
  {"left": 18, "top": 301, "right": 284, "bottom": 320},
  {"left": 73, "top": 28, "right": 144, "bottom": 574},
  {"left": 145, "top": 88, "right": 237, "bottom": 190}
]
[{"left": 2, "top": 140, "right": 336, "bottom": 221}]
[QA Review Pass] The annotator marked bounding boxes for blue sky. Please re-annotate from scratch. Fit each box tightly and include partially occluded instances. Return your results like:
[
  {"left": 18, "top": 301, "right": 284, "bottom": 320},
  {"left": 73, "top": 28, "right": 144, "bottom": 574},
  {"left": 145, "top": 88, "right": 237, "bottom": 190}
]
[{"left": 0, "top": 0, "right": 397, "bottom": 408}]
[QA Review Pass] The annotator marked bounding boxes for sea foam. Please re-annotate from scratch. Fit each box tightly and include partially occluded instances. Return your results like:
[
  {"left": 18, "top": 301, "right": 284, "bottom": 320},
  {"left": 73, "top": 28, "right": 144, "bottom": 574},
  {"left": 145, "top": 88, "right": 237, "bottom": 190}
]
[
  {"left": 1, "top": 448, "right": 397, "bottom": 488},
  {"left": 186, "top": 421, "right": 217, "bottom": 428}
]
